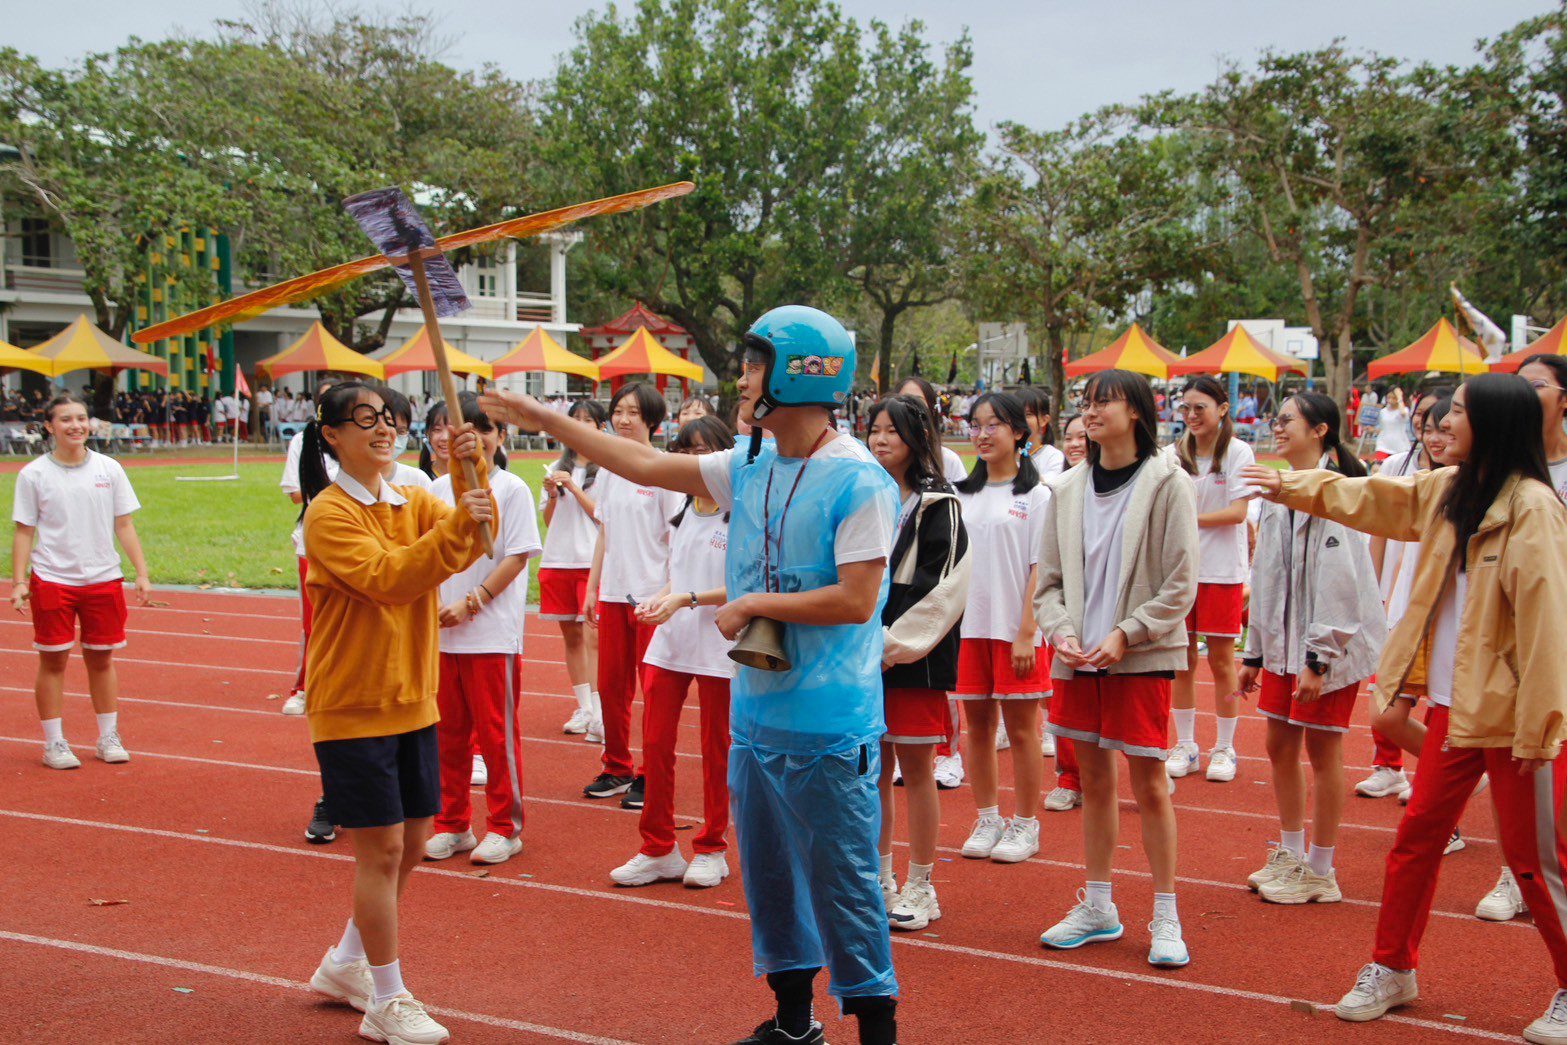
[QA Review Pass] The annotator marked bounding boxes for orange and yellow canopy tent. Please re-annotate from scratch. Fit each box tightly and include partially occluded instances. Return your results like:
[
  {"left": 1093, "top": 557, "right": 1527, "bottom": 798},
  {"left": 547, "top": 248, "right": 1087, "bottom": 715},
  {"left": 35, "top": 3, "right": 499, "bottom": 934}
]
[
  {"left": 0, "top": 338, "right": 55, "bottom": 377},
  {"left": 257, "top": 322, "right": 386, "bottom": 381},
  {"left": 490, "top": 328, "right": 600, "bottom": 382},
  {"left": 1367, "top": 319, "right": 1486, "bottom": 379},
  {"left": 1064, "top": 324, "right": 1180, "bottom": 380},
  {"left": 372, "top": 326, "right": 493, "bottom": 381},
  {"left": 595, "top": 327, "right": 703, "bottom": 383},
  {"left": 1169, "top": 325, "right": 1307, "bottom": 382},
  {"left": 1489, "top": 315, "right": 1567, "bottom": 374},
  {"left": 28, "top": 316, "right": 169, "bottom": 378}
]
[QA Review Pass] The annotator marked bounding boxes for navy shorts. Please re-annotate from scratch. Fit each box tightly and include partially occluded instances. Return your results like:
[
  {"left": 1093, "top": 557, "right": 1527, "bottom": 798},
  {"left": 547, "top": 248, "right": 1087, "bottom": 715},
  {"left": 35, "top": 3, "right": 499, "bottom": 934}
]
[{"left": 314, "top": 725, "right": 440, "bottom": 829}]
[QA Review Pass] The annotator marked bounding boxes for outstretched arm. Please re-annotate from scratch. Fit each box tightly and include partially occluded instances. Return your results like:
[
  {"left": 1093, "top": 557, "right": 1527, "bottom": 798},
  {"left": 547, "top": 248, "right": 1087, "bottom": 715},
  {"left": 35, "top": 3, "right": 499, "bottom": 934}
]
[{"left": 480, "top": 389, "right": 710, "bottom": 499}]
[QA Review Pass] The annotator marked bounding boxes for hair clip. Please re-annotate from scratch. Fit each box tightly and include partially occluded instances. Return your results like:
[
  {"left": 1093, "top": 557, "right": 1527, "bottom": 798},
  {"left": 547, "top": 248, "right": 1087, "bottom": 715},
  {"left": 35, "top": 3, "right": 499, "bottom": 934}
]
[{"left": 315, "top": 405, "right": 324, "bottom": 423}]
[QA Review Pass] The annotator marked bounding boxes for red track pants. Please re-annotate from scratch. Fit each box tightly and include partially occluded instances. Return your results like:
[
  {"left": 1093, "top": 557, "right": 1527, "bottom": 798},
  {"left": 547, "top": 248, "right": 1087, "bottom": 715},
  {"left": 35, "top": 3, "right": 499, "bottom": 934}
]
[
  {"left": 1371, "top": 728, "right": 1404, "bottom": 771},
  {"left": 639, "top": 666, "right": 731, "bottom": 856},
  {"left": 598, "top": 601, "right": 654, "bottom": 778},
  {"left": 1373, "top": 706, "right": 1567, "bottom": 984},
  {"left": 289, "top": 556, "right": 312, "bottom": 698},
  {"left": 434, "top": 653, "right": 526, "bottom": 839}
]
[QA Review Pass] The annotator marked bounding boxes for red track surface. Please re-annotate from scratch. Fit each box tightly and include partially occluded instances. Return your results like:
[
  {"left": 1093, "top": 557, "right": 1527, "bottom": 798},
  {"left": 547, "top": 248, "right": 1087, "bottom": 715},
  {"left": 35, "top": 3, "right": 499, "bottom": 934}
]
[{"left": 0, "top": 585, "right": 1549, "bottom": 1043}]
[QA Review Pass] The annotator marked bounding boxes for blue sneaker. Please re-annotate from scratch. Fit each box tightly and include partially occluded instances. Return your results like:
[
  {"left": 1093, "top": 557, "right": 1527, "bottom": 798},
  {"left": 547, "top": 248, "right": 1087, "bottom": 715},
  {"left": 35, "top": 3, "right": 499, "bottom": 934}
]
[{"left": 1041, "top": 890, "right": 1123, "bottom": 949}]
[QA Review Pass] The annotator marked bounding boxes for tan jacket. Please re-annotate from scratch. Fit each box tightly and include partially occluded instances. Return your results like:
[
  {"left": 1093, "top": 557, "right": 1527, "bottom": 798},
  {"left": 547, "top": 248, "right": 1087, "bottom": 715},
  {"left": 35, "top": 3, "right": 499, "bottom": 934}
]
[{"left": 1277, "top": 467, "right": 1567, "bottom": 759}]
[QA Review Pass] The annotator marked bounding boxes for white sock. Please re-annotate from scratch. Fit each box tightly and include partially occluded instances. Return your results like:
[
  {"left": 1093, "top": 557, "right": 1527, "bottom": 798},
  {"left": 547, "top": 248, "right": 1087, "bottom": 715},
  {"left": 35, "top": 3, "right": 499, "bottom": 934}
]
[
  {"left": 590, "top": 691, "right": 602, "bottom": 718},
  {"left": 572, "top": 683, "right": 592, "bottom": 711},
  {"left": 1215, "top": 716, "right": 1238, "bottom": 750},
  {"left": 42, "top": 718, "right": 64, "bottom": 745},
  {"left": 1085, "top": 880, "right": 1113, "bottom": 911},
  {"left": 907, "top": 861, "right": 933, "bottom": 884},
  {"left": 1173, "top": 708, "right": 1196, "bottom": 746},
  {"left": 96, "top": 712, "right": 118, "bottom": 738},
  {"left": 1153, "top": 892, "right": 1179, "bottom": 924},
  {"left": 1308, "top": 844, "right": 1335, "bottom": 876},
  {"left": 369, "top": 959, "right": 405, "bottom": 1005},
  {"left": 331, "top": 918, "right": 365, "bottom": 964},
  {"left": 878, "top": 852, "right": 894, "bottom": 880},
  {"left": 977, "top": 804, "right": 1000, "bottom": 820},
  {"left": 1012, "top": 814, "right": 1038, "bottom": 826},
  {"left": 1280, "top": 829, "right": 1306, "bottom": 858}
]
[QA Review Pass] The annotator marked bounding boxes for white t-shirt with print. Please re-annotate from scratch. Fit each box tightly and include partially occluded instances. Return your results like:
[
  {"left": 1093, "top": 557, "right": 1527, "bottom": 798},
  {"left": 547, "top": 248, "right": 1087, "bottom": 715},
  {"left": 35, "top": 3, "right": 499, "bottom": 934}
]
[
  {"left": 13, "top": 451, "right": 141, "bottom": 586},
  {"left": 956, "top": 480, "right": 1051, "bottom": 642},
  {"left": 1191, "top": 439, "right": 1256, "bottom": 584},
  {"left": 941, "top": 445, "right": 968, "bottom": 484},
  {"left": 538, "top": 464, "right": 598, "bottom": 569},
  {"left": 644, "top": 506, "right": 734, "bottom": 679},
  {"left": 594, "top": 470, "right": 683, "bottom": 603},
  {"left": 431, "top": 469, "right": 543, "bottom": 655}
]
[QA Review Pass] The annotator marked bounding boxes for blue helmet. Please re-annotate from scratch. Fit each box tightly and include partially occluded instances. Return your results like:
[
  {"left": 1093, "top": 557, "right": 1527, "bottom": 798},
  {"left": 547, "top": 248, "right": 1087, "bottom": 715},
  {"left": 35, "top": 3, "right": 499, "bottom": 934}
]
[{"left": 742, "top": 305, "right": 855, "bottom": 419}]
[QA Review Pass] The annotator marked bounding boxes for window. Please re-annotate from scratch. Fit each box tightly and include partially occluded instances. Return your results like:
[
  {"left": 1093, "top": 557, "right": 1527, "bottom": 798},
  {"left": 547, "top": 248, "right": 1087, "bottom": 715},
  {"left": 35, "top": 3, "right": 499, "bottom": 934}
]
[
  {"left": 474, "top": 259, "right": 499, "bottom": 297},
  {"left": 19, "top": 218, "right": 51, "bottom": 267}
]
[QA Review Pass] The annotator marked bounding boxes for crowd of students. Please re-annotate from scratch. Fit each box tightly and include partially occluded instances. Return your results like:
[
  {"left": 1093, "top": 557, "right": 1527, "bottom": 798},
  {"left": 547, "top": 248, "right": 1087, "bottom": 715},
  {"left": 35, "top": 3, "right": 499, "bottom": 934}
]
[{"left": 12, "top": 319, "right": 1567, "bottom": 1044}]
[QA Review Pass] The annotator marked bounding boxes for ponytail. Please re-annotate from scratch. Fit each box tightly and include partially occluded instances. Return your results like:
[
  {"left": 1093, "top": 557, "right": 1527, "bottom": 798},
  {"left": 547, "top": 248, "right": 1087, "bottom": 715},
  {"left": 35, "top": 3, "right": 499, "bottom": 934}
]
[
  {"left": 1174, "top": 376, "right": 1233, "bottom": 476},
  {"left": 563, "top": 398, "right": 608, "bottom": 490},
  {"left": 1288, "top": 391, "right": 1366, "bottom": 478},
  {"left": 298, "top": 382, "right": 375, "bottom": 519}
]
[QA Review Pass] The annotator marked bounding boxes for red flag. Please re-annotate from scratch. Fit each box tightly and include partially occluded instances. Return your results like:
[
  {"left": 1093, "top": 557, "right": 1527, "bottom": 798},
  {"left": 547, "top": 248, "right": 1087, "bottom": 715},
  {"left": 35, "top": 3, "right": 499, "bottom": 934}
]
[{"left": 236, "top": 368, "right": 250, "bottom": 397}]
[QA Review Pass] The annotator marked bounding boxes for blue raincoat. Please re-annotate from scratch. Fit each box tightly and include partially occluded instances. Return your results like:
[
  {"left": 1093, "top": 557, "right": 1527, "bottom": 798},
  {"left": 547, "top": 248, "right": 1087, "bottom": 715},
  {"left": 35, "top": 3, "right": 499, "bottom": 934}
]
[{"left": 724, "top": 437, "right": 900, "bottom": 1000}]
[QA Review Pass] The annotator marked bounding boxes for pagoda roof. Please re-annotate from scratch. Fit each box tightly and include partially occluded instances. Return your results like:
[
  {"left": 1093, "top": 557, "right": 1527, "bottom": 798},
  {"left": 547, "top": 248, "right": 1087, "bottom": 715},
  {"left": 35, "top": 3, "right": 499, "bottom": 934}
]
[{"left": 579, "top": 301, "right": 689, "bottom": 339}]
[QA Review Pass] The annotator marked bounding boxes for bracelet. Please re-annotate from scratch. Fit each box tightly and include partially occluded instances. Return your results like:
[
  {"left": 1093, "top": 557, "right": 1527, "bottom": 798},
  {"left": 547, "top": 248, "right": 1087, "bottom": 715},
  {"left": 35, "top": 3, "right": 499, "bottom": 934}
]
[{"left": 478, "top": 583, "right": 495, "bottom": 602}]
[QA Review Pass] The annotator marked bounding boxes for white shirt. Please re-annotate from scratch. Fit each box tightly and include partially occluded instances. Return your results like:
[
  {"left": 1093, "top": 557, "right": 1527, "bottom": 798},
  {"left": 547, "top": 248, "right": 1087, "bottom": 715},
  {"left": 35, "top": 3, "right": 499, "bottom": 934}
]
[
  {"left": 1424, "top": 570, "right": 1468, "bottom": 708},
  {"left": 13, "top": 451, "right": 141, "bottom": 586},
  {"left": 430, "top": 469, "right": 542, "bottom": 654},
  {"left": 283, "top": 430, "right": 338, "bottom": 557},
  {"left": 256, "top": 389, "right": 273, "bottom": 409},
  {"left": 699, "top": 435, "right": 893, "bottom": 566},
  {"left": 212, "top": 397, "right": 229, "bottom": 424},
  {"left": 956, "top": 480, "right": 1051, "bottom": 642},
  {"left": 1376, "top": 447, "right": 1424, "bottom": 604},
  {"left": 1375, "top": 407, "right": 1412, "bottom": 455},
  {"left": 644, "top": 506, "right": 734, "bottom": 679},
  {"left": 594, "top": 470, "right": 682, "bottom": 603},
  {"left": 1081, "top": 466, "right": 1140, "bottom": 654},
  {"left": 539, "top": 464, "right": 598, "bottom": 569},
  {"left": 389, "top": 461, "right": 432, "bottom": 490},
  {"left": 1549, "top": 457, "right": 1567, "bottom": 503},
  {"left": 1031, "top": 443, "right": 1066, "bottom": 481},
  {"left": 941, "top": 445, "right": 968, "bottom": 484},
  {"left": 1191, "top": 439, "right": 1256, "bottom": 584}
]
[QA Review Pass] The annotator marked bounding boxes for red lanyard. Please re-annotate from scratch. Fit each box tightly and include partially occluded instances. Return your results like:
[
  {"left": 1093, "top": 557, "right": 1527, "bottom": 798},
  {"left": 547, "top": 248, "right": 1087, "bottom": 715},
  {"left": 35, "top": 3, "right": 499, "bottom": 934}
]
[{"left": 761, "top": 428, "right": 832, "bottom": 594}]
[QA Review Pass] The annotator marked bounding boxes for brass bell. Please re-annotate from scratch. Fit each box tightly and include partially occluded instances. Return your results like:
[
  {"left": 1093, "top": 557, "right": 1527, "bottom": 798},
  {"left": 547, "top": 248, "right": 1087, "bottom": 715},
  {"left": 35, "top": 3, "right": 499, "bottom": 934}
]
[{"left": 729, "top": 616, "right": 791, "bottom": 672}]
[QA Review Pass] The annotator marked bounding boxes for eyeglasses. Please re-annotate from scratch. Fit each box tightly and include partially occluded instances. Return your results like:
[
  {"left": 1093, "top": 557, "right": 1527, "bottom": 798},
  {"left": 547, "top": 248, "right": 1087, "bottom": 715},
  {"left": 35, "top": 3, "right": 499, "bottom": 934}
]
[
  {"left": 1073, "top": 396, "right": 1124, "bottom": 414},
  {"left": 1270, "top": 415, "right": 1298, "bottom": 430},
  {"left": 968, "top": 423, "right": 1010, "bottom": 439},
  {"left": 339, "top": 404, "right": 397, "bottom": 430},
  {"left": 1175, "top": 403, "right": 1214, "bottom": 416},
  {"left": 1527, "top": 379, "right": 1566, "bottom": 393}
]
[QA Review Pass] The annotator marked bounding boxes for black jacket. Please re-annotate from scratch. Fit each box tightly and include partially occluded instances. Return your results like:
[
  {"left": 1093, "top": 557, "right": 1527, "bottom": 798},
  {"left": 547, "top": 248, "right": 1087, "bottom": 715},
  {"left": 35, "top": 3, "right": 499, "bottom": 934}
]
[{"left": 882, "top": 488, "right": 971, "bottom": 691}]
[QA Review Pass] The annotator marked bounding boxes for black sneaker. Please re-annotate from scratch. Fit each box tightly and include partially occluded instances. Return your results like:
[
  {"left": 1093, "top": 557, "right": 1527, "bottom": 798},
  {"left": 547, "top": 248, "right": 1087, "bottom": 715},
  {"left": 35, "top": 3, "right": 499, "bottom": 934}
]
[
  {"left": 583, "top": 772, "right": 634, "bottom": 799},
  {"left": 732, "top": 1019, "right": 825, "bottom": 1045},
  {"left": 305, "top": 797, "right": 335, "bottom": 844},
  {"left": 620, "top": 775, "right": 646, "bottom": 810}
]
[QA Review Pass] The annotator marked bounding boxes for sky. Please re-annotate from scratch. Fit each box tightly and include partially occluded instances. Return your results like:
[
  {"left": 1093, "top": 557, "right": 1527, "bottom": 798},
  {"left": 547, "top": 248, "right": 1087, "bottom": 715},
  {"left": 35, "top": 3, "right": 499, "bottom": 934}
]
[{"left": 7, "top": 0, "right": 1549, "bottom": 134}]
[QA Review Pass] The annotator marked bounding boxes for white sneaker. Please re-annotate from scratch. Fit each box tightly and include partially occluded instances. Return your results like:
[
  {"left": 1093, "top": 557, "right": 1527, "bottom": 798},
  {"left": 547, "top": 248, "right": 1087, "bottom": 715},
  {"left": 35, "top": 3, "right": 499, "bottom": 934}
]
[
  {"left": 610, "top": 850, "right": 688, "bottom": 886},
  {"left": 424, "top": 830, "right": 477, "bottom": 861},
  {"left": 881, "top": 873, "right": 899, "bottom": 912},
  {"left": 1247, "top": 846, "right": 1300, "bottom": 892},
  {"left": 562, "top": 706, "right": 592, "bottom": 735},
  {"left": 1165, "top": 742, "right": 1200, "bottom": 779},
  {"left": 933, "top": 753, "right": 964, "bottom": 790},
  {"left": 960, "top": 814, "right": 1008, "bottom": 859},
  {"left": 42, "top": 739, "right": 81, "bottom": 770},
  {"left": 1476, "top": 867, "right": 1527, "bottom": 921},
  {"left": 1399, "top": 772, "right": 1416, "bottom": 804},
  {"left": 1525, "top": 989, "right": 1567, "bottom": 1045},
  {"left": 1205, "top": 746, "right": 1237, "bottom": 782},
  {"left": 1335, "top": 963, "right": 1418, "bottom": 1022},
  {"left": 990, "top": 817, "right": 1040, "bottom": 863},
  {"left": 1444, "top": 829, "right": 1466, "bottom": 856},
  {"left": 1044, "top": 786, "right": 1082, "bottom": 812},
  {"left": 995, "top": 720, "right": 1010, "bottom": 751},
  {"left": 358, "top": 992, "right": 450, "bottom": 1044},
  {"left": 1040, "top": 730, "right": 1057, "bottom": 757},
  {"left": 889, "top": 878, "right": 941, "bottom": 932},
  {"left": 281, "top": 692, "right": 307, "bottom": 716},
  {"left": 471, "top": 832, "right": 522, "bottom": 865},
  {"left": 1260, "top": 863, "right": 1342, "bottom": 904},
  {"left": 1148, "top": 916, "right": 1190, "bottom": 967},
  {"left": 470, "top": 754, "right": 487, "bottom": 787},
  {"left": 1355, "top": 765, "right": 1409, "bottom": 798},
  {"left": 683, "top": 852, "right": 729, "bottom": 888},
  {"left": 95, "top": 733, "right": 129, "bottom": 764},
  {"left": 584, "top": 717, "right": 605, "bottom": 744},
  {"left": 1040, "top": 891, "right": 1123, "bottom": 949},
  {"left": 891, "top": 757, "right": 903, "bottom": 785},
  {"left": 309, "top": 948, "right": 372, "bottom": 1011}
]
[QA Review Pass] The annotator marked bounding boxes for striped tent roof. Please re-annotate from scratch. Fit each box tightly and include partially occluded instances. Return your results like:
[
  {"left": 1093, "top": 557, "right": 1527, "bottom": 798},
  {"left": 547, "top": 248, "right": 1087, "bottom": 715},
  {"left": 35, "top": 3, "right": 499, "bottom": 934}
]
[
  {"left": 1169, "top": 325, "right": 1307, "bottom": 382},
  {"left": 28, "top": 315, "right": 169, "bottom": 378},
  {"left": 372, "top": 326, "right": 493, "bottom": 381},
  {"left": 1064, "top": 324, "right": 1180, "bottom": 379},
  {"left": 0, "top": 338, "right": 55, "bottom": 377},
  {"left": 257, "top": 322, "right": 385, "bottom": 380},
  {"left": 490, "top": 328, "right": 599, "bottom": 382},
  {"left": 1367, "top": 318, "right": 1486, "bottom": 379},
  {"left": 595, "top": 327, "right": 703, "bottom": 382},
  {"left": 1489, "top": 315, "right": 1567, "bottom": 374}
]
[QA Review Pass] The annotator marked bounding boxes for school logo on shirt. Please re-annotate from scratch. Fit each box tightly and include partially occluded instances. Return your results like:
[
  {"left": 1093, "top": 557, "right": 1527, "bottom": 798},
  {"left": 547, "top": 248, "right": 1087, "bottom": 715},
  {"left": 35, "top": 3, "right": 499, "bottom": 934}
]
[
  {"left": 93, "top": 474, "right": 112, "bottom": 490},
  {"left": 634, "top": 487, "right": 657, "bottom": 499},
  {"left": 710, "top": 531, "right": 728, "bottom": 552},
  {"left": 1008, "top": 498, "right": 1030, "bottom": 520},
  {"left": 1325, "top": 536, "right": 1339, "bottom": 548}
]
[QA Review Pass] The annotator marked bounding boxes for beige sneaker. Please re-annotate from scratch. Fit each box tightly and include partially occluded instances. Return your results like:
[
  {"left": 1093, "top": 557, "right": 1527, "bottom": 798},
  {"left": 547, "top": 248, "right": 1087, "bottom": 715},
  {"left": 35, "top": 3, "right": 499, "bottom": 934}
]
[
  {"left": 423, "top": 830, "right": 476, "bottom": 861},
  {"left": 1260, "top": 862, "right": 1342, "bottom": 904},
  {"left": 1336, "top": 963, "right": 1417, "bottom": 1022},
  {"left": 42, "top": 740, "right": 81, "bottom": 770},
  {"left": 95, "top": 732, "right": 130, "bottom": 764},
  {"left": 470, "top": 832, "right": 522, "bottom": 865},
  {"left": 1247, "top": 846, "right": 1300, "bottom": 892},
  {"left": 309, "top": 948, "right": 372, "bottom": 1012},
  {"left": 358, "top": 993, "right": 449, "bottom": 1044}
]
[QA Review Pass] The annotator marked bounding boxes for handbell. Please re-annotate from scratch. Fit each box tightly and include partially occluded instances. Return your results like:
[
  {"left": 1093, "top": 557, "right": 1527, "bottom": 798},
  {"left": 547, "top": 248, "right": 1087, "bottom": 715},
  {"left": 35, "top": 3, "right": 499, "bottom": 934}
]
[{"left": 729, "top": 617, "right": 791, "bottom": 672}]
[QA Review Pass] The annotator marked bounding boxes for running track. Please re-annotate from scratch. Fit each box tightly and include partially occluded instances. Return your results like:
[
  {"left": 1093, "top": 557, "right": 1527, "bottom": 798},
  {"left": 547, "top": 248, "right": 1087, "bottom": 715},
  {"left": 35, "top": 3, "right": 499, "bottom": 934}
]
[{"left": 0, "top": 585, "right": 1548, "bottom": 1043}]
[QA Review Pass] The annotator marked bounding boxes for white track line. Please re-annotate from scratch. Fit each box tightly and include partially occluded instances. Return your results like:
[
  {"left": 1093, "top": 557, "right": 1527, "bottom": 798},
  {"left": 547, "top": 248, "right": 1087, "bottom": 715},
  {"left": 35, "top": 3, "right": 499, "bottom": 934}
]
[
  {"left": 0, "top": 930, "right": 642, "bottom": 1045},
  {"left": 0, "top": 642, "right": 570, "bottom": 669},
  {"left": 0, "top": 809, "right": 1515, "bottom": 1041}
]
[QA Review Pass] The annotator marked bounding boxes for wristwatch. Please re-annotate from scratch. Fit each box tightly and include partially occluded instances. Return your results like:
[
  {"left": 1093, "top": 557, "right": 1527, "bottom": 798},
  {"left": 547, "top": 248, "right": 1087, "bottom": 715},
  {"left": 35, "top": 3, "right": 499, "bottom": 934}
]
[
  {"left": 689, "top": 591, "right": 699, "bottom": 608},
  {"left": 1304, "top": 653, "right": 1328, "bottom": 677}
]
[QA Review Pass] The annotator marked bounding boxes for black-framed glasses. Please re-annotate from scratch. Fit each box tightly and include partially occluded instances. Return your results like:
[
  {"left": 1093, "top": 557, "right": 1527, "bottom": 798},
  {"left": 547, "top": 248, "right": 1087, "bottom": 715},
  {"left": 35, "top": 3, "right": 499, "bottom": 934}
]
[{"left": 340, "top": 404, "right": 396, "bottom": 430}]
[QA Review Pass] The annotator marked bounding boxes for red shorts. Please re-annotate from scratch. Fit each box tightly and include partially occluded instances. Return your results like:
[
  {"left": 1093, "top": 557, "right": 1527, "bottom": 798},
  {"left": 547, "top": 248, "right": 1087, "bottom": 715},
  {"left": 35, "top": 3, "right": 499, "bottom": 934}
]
[
  {"left": 29, "top": 576, "right": 128, "bottom": 652},
  {"left": 954, "top": 637, "right": 1049, "bottom": 699},
  {"left": 1050, "top": 673, "right": 1171, "bottom": 758},
  {"left": 883, "top": 688, "right": 953, "bottom": 744},
  {"left": 1257, "top": 669, "right": 1359, "bottom": 732},
  {"left": 537, "top": 567, "right": 589, "bottom": 621},
  {"left": 1186, "top": 582, "right": 1243, "bottom": 638}
]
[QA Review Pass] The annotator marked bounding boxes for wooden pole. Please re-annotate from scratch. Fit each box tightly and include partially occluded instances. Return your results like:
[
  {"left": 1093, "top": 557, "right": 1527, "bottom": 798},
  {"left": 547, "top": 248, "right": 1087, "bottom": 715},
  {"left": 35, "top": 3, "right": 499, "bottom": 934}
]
[{"left": 406, "top": 251, "right": 495, "bottom": 557}]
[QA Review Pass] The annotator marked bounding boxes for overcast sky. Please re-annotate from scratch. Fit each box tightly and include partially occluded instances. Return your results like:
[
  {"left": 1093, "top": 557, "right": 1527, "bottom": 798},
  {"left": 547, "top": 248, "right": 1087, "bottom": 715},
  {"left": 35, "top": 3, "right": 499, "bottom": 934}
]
[{"left": 9, "top": 0, "right": 1548, "bottom": 132}]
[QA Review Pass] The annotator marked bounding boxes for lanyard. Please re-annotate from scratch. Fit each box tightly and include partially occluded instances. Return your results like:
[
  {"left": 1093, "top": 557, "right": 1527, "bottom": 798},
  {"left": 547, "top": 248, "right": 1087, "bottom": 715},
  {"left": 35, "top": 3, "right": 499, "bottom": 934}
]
[{"left": 761, "top": 427, "right": 832, "bottom": 594}]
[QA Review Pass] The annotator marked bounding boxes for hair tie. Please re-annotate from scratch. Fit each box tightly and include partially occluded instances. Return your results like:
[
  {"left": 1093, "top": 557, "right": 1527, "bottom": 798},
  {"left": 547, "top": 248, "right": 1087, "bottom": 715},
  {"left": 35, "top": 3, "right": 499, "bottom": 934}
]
[
  {"left": 314, "top": 404, "right": 323, "bottom": 423},
  {"left": 1020, "top": 439, "right": 1033, "bottom": 456}
]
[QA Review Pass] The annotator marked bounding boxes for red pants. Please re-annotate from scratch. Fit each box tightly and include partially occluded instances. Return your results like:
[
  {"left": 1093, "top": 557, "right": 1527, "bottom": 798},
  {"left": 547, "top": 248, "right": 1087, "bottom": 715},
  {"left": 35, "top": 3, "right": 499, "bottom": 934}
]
[
  {"left": 434, "top": 653, "right": 526, "bottom": 839},
  {"left": 640, "top": 666, "right": 731, "bottom": 856},
  {"left": 1055, "top": 735, "right": 1080, "bottom": 792},
  {"left": 1371, "top": 728, "right": 1404, "bottom": 770},
  {"left": 598, "top": 601, "right": 654, "bottom": 778},
  {"left": 1373, "top": 706, "right": 1567, "bottom": 985},
  {"left": 290, "top": 556, "right": 313, "bottom": 697}
]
